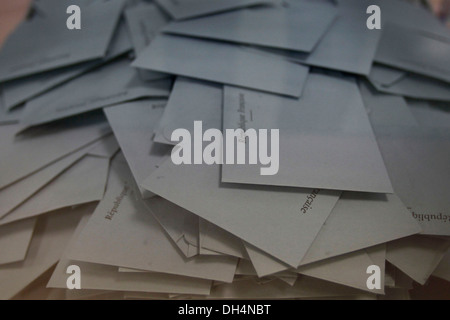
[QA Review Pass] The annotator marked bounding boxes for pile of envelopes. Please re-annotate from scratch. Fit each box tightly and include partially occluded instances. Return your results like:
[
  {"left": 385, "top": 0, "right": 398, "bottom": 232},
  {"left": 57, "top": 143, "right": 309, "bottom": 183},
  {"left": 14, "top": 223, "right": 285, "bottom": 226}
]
[{"left": 0, "top": 0, "right": 449, "bottom": 300}]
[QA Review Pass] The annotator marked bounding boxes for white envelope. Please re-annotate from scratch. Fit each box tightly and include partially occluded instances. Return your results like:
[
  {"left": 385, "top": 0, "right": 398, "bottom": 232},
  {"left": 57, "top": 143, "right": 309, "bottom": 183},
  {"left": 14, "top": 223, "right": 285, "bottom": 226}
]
[
  {"left": 0, "top": 112, "right": 111, "bottom": 189},
  {"left": 68, "top": 154, "right": 238, "bottom": 283},
  {"left": 0, "top": 218, "right": 36, "bottom": 266},
  {"left": 162, "top": 2, "right": 337, "bottom": 53},
  {"left": 407, "top": 99, "right": 450, "bottom": 129},
  {"left": 155, "top": 0, "right": 276, "bottom": 20},
  {"left": 20, "top": 57, "right": 172, "bottom": 127},
  {"left": 222, "top": 73, "right": 393, "bottom": 193},
  {"left": 132, "top": 34, "right": 309, "bottom": 98},
  {"left": 104, "top": 100, "right": 172, "bottom": 198},
  {"left": 142, "top": 158, "right": 341, "bottom": 267},
  {"left": 0, "top": 0, "right": 125, "bottom": 82}
]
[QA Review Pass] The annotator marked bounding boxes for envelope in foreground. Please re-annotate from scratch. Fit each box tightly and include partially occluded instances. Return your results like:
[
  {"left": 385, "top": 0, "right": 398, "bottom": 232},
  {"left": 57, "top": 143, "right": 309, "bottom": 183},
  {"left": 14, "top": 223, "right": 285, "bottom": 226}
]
[
  {"left": 142, "top": 158, "right": 341, "bottom": 268},
  {"left": 222, "top": 72, "right": 393, "bottom": 193},
  {"left": 375, "top": 23, "right": 450, "bottom": 83},
  {"left": 155, "top": 0, "right": 275, "bottom": 20},
  {"left": 48, "top": 214, "right": 212, "bottom": 296},
  {"left": 132, "top": 34, "right": 308, "bottom": 98},
  {"left": 162, "top": 2, "right": 337, "bottom": 53}
]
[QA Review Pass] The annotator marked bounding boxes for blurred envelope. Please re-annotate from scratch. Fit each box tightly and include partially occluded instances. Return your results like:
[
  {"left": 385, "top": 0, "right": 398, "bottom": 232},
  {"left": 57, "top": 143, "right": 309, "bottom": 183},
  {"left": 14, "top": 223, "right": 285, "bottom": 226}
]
[
  {"left": 104, "top": 100, "right": 172, "bottom": 198},
  {"left": 132, "top": 34, "right": 308, "bottom": 98},
  {"left": 252, "top": 10, "right": 381, "bottom": 76},
  {"left": 155, "top": 0, "right": 275, "bottom": 20},
  {"left": 162, "top": 2, "right": 337, "bottom": 53},
  {"left": 0, "top": 112, "right": 111, "bottom": 189},
  {"left": 48, "top": 214, "right": 212, "bottom": 295},
  {"left": 375, "top": 23, "right": 450, "bottom": 83},
  {"left": 20, "top": 57, "right": 172, "bottom": 127},
  {"left": 222, "top": 72, "right": 393, "bottom": 193},
  {"left": 2, "top": 18, "right": 133, "bottom": 111},
  {"left": 0, "top": 0, "right": 125, "bottom": 82}
]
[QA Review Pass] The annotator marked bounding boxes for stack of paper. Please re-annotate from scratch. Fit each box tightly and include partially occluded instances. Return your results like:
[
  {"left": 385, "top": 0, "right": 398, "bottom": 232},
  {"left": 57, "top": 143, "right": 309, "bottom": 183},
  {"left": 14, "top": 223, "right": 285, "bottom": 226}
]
[{"left": 0, "top": 0, "right": 448, "bottom": 300}]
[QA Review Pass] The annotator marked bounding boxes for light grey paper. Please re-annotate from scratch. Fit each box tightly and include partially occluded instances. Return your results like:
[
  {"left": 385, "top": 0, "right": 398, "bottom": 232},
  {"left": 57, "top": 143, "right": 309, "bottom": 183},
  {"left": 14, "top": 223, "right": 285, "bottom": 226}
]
[
  {"left": 21, "top": 57, "right": 172, "bottom": 127},
  {"left": 222, "top": 73, "right": 393, "bottom": 193},
  {"left": 368, "top": 64, "right": 406, "bottom": 86},
  {"left": 142, "top": 159, "right": 341, "bottom": 267},
  {"left": 162, "top": 2, "right": 337, "bottom": 53},
  {"left": 155, "top": 0, "right": 275, "bottom": 20},
  {"left": 2, "top": 18, "right": 133, "bottom": 111},
  {"left": 153, "top": 77, "right": 222, "bottom": 145},
  {"left": 0, "top": 113, "right": 111, "bottom": 189},
  {"left": 0, "top": 0, "right": 125, "bottom": 82},
  {"left": 375, "top": 23, "right": 450, "bottom": 83},
  {"left": 132, "top": 34, "right": 308, "bottom": 97},
  {"left": 68, "top": 154, "right": 238, "bottom": 283},
  {"left": 104, "top": 100, "right": 171, "bottom": 198}
]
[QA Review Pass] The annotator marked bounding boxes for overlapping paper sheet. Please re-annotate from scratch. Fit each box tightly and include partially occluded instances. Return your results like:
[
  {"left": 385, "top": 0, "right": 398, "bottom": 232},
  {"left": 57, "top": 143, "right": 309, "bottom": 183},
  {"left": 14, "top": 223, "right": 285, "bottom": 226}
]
[{"left": 0, "top": 0, "right": 449, "bottom": 300}]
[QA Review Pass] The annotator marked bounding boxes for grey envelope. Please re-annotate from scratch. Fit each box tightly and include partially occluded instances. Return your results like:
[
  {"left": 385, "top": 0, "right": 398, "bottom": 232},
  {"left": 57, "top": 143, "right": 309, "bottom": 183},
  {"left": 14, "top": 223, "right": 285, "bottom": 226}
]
[
  {"left": 375, "top": 23, "right": 450, "bottom": 83},
  {"left": 21, "top": 57, "right": 172, "bottom": 127},
  {"left": 222, "top": 72, "right": 393, "bottom": 193},
  {"left": 104, "top": 99, "right": 172, "bottom": 198},
  {"left": 132, "top": 34, "right": 309, "bottom": 98},
  {"left": 0, "top": 0, "right": 125, "bottom": 82},
  {"left": 2, "top": 18, "right": 133, "bottom": 111}
]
